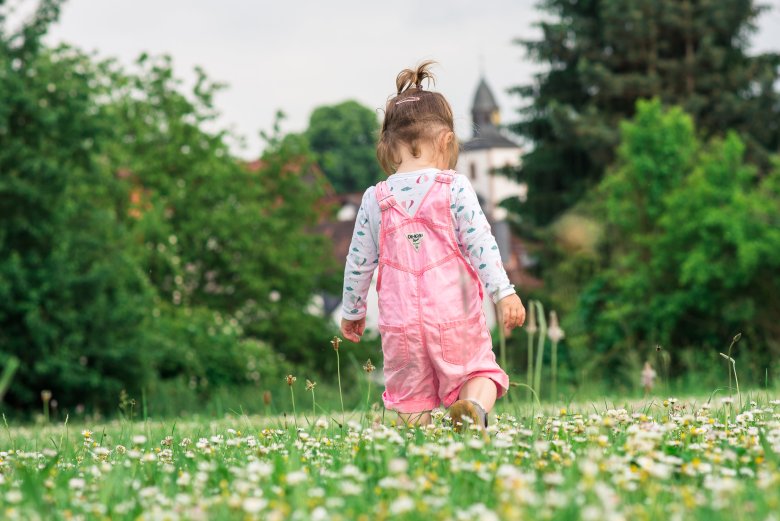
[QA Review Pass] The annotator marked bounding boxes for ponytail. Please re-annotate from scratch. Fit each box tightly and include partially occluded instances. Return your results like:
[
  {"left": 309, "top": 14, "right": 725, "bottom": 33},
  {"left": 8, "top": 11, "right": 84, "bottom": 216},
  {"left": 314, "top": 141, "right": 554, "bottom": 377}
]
[
  {"left": 377, "top": 61, "right": 458, "bottom": 174},
  {"left": 395, "top": 60, "right": 437, "bottom": 95}
]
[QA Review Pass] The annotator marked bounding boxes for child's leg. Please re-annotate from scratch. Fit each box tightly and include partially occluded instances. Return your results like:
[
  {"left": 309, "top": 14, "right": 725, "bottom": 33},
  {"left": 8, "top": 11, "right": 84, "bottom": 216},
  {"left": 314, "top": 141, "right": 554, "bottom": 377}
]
[
  {"left": 397, "top": 411, "right": 432, "bottom": 427},
  {"left": 458, "top": 376, "right": 497, "bottom": 412}
]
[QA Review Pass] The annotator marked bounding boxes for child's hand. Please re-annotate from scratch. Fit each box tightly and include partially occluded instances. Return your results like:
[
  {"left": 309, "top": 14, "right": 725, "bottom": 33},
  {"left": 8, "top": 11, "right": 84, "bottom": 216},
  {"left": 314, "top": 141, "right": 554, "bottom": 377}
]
[
  {"left": 498, "top": 294, "right": 526, "bottom": 331},
  {"left": 341, "top": 317, "right": 366, "bottom": 343}
]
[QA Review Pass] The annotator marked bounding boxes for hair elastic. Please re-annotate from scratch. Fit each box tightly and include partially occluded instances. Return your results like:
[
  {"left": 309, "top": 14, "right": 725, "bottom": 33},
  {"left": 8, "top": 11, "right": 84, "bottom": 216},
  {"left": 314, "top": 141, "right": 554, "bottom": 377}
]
[{"left": 395, "top": 96, "right": 420, "bottom": 105}]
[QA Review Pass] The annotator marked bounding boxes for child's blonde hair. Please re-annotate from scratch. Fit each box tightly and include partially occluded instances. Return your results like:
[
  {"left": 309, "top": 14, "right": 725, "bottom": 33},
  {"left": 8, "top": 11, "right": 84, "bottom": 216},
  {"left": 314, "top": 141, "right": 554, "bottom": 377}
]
[{"left": 377, "top": 61, "right": 459, "bottom": 174}]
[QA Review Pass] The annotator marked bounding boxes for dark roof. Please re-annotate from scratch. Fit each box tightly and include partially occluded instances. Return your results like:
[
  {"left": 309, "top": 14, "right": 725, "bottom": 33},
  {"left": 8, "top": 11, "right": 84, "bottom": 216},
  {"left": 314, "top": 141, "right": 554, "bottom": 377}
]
[
  {"left": 462, "top": 129, "right": 519, "bottom": 151},
  {"left": 472, "top": 78, "right": 499, "bottom": 113}
]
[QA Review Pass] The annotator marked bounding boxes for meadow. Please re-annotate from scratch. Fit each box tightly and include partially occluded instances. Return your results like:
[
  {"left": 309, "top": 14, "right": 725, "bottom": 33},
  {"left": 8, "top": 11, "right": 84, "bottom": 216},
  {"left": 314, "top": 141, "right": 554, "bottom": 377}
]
[{"left": 1, "top": 391, "right": 779, "bottom": 521}]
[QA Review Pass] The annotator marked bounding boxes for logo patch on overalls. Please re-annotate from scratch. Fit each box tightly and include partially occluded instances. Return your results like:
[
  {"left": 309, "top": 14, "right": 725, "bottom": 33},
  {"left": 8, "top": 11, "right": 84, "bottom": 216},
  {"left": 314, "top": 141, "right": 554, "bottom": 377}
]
[{"left": 406, "top": 232, "right": 424, "bottom": 252}]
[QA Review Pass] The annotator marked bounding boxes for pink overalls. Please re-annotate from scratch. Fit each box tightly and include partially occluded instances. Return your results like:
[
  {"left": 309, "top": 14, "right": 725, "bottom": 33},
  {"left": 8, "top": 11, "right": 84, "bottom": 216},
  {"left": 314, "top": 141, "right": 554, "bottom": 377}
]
[{"left": 375, "top": 171, "right": 509, "bottom": 413}]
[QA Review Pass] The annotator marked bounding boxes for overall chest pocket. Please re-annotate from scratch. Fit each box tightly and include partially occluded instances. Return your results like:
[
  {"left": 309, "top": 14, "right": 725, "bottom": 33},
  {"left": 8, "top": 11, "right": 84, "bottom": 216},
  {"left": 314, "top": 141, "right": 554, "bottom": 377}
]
[
  {"left": 379, "top": 324, "right": 410, "bottom": 372},
  {"left": 439, "top": 314, "right": 484, "bottom": 365}
]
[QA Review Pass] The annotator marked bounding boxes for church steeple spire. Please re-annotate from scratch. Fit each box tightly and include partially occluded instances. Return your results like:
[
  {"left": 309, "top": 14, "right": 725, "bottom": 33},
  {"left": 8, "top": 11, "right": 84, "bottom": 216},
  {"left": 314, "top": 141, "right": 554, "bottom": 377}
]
[{"left": 471, "top": 77, "right": 500, "bottom": 137}]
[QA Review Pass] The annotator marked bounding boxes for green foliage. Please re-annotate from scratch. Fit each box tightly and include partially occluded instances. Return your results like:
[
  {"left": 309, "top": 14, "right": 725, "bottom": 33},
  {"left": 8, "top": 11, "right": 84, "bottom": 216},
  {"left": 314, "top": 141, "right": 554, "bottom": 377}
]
[
  {"left": 0, "top": 4, "right": 341, "bottom": 413},
  {"left": 572, "top": 99, "right": 780, "bottom": 378},
  {"left": 512, "top": 0, "right": 780, "bottom": 226},
  {"left": 101, "top": 56, "right": 342, "bottom": 375},
  {"left": 146, "top": 304, "right": 285, "bottom": 392},
  {"left": 0, "top": 2, "right": 154, "bottom": 410},
  {"left": 304, "top": 100, "right": 383, "bottom": 193},
  {"left": 104, "top": 57, "right": 337, "bottom": 305}
]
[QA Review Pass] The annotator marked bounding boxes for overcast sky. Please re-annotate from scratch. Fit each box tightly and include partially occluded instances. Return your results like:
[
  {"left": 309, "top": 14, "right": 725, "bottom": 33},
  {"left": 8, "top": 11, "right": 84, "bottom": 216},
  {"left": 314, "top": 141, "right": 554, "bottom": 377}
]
[{"left": 23, "top": 0, "right": 780, "bottom": 158}]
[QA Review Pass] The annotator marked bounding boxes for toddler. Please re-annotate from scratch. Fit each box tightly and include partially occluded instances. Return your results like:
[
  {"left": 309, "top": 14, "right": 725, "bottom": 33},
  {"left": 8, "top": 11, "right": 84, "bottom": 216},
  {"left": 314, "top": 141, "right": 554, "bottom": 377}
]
[{"left": 340, "top": 61, "right": 526, "bottom": 430}]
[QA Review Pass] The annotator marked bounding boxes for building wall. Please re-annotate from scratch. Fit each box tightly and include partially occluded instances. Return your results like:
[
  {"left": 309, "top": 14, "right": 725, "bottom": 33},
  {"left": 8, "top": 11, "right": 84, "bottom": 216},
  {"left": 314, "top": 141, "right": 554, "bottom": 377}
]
[{"left": 456, "top": 147, "right": 526, "bottom": 221}]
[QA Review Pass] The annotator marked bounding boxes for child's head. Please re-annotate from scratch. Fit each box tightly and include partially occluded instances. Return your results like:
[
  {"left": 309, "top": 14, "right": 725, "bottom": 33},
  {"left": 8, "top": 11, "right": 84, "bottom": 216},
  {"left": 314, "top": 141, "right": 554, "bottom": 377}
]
[{"left": 377, "top": 61, "right": 458, "bottom": 174}]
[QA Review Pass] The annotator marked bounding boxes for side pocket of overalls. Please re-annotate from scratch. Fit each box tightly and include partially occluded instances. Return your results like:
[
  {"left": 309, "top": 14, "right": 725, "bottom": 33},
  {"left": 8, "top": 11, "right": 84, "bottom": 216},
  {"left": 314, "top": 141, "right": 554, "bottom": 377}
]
[
  {"left": 378, "top": 324, "right": 410, "bottom": 372},
  {"left": 438, "top": 314, "right": 484, "bottom": 365}
]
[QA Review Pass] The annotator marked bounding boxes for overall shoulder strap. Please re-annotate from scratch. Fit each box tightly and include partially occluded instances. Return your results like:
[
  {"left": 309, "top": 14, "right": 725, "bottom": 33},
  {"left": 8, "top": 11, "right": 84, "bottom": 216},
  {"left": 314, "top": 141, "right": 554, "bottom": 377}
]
[
  {"left": 434, "top": 170, "right": 455, "bottom": 184},
  {"left": 374, "top": 181, "right": 397, "bottom": 212}
]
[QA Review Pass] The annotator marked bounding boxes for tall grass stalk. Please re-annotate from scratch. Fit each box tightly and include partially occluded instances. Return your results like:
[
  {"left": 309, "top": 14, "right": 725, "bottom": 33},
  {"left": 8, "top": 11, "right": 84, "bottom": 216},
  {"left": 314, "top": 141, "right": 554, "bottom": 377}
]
[
  {"left": 41, "top": 390, "right": 52, "bottom": 423},
  {"left": 726, "top": 333, "right": 741, "bottom": 399},
  {"left": 365, "top": 378, "right": 372, "bottom": 416},
  {"left": 548, "top": 311, "right": 564, "bottom": 403},
  {"left": 0, "top": 356, "right": 20, "bottom": 403},
  {"left": 285, "top": 375, "right": 298, "bottom": 430},
  {"left": 656, "top": 346, "right": 671, "bottom": 395},
  {"left": 533, "top": 301, "right": 547, "bottom": 399},
  {"left": 495, "top": 302, "right": 510, "bottom": 403},
  {"left": 289, "top": 387, "right": 297, "bottom": 430},
  {"left": 551, "top": 341, "right": 558, "bottom": 402},
  {"left": 306, "top": 380, "right": 317, "bottom": 420},
  {"left": 497, "top": 304, "right": 508, "bottom": 372},
  {"left": 525, "top": 302, "right": 537, "bottom": 403},
  {"left": 332, "top": 337, "right": 346, "bottom": 428},
  {"left": 362, "top": 359, "right": 375, "bottom": 424},
  {"left": 2, "top": 413, "right": 12, "bottom": 450}
]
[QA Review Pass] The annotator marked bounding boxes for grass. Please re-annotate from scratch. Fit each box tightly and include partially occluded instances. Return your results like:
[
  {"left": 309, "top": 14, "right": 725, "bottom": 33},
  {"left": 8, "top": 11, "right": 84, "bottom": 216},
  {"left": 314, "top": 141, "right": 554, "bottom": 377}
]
[
  {"left": 1, "top": 329, "right": 775, "bottom": 519},
  {"left": 1, "top": 393, "right": 779, "bottom": 520}
]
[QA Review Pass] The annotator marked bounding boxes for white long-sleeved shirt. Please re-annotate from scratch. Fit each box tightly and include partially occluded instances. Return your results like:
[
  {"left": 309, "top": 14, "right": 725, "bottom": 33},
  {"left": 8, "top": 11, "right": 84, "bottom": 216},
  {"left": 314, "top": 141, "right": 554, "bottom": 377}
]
[{"left": 341, "top": 168, "right": 516, "bottom": 320}]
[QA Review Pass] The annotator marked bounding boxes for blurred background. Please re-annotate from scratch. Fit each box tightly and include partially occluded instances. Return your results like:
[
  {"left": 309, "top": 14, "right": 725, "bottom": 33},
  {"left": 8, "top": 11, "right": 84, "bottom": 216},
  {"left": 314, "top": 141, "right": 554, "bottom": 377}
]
[{"left": 1, "top": 0, "right": 779, "bottom": 419}]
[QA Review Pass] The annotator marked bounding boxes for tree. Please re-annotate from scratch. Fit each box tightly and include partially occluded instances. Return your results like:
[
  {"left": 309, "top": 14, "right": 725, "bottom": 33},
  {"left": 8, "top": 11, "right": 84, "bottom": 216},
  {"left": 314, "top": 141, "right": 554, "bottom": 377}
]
[
  {"left": 0, "top": 1, "right": 153, "bottom": 410},
  {"left": 1, "top": 1, "right": 343, "bottom": 412},
  {"left": 511, "top": 0, "right": 780, "bottom": 226},
  {"left": 304, "top": 100, "right": 384, "bottom": 193},
  {"left": 102, "top": 56, "right": 341, "bottom": 367},
  {"left": 571, "top": 99, "right": 780, "bottom": 377}
]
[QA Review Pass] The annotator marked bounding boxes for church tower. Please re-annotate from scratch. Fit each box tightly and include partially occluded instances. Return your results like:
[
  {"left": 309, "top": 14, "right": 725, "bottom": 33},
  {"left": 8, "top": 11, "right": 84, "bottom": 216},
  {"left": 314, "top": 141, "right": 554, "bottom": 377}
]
[
  {"left": 457, "top": 76, "right": 526, "bottom": 223},
  {"left": 472, "top": 78, "right": 501, "bottom": 131}
]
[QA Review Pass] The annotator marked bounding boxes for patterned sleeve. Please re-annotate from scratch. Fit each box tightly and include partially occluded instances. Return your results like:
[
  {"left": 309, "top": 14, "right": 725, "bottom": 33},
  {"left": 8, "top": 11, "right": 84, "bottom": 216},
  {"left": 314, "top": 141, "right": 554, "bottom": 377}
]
[
  {"left": 341, "top": 188, "right": 380, "bottom": 320},
  {"left": 451, "top": 175, "right": 516, "bottom": 303}
]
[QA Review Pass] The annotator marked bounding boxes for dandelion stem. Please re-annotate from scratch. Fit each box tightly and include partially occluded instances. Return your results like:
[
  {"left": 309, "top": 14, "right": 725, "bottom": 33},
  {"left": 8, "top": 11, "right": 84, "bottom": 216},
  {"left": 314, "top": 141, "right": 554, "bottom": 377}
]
[
  {"left": 533, "top": 301, "right": 547, "bottom": 400},
  {"left": 2, "top": 413, "right": 13, "bottom": 451},
  {"left": 726, "top": 333, "right": 740, "bottom": 401},
  {"left": 527, "top": 331, "right": 534, "bottom": 403},
  {"left": 365, "top": 379, "right": 372, "bottom": 421},
  {"left": 336, "top": 348, "right": 345, "bottom": 429},
  {"left": 525, "top": 300, "right": 537, "bottom": 403},
  {"left": 289, "top": 386, "right": 298, "bottom": 431},
  {"left": 551, "top": 340, "right": 558, "bottom": 403},
  {"left": 731, "top": 360, "right": 742, "bottom": 411},
  {"left": 496, "top": 301, "right": 510, "bottom": 403},
  {"left": 311, "top": 389, "right": 316, "bottom": 420}
]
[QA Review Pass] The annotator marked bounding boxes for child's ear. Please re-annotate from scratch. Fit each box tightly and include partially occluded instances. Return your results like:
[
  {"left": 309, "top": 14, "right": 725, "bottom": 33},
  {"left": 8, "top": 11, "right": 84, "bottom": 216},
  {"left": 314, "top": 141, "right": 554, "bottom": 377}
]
[
  {"left": 442, "top": 131, "right": 457, "bottom": 169},
  {"left": 440, "top": 130, "right": 454, "bottom": 148}
]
